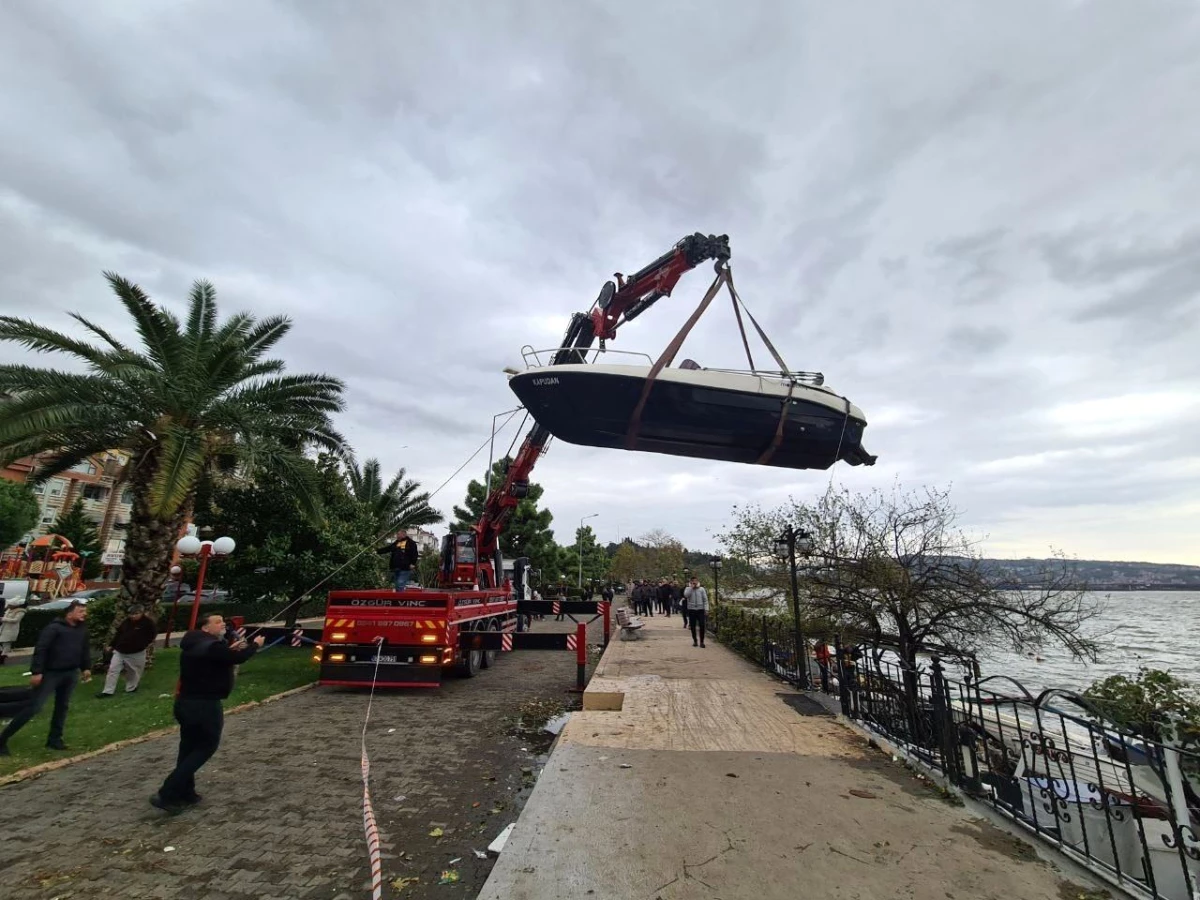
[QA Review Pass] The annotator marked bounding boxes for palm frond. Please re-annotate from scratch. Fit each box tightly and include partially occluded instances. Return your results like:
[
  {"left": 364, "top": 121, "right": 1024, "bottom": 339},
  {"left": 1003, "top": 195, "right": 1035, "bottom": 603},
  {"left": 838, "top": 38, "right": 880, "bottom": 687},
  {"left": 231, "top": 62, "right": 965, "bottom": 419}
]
[
  {"left": 103, "top": 272, "right": 183, "bottom": 374},
  {"left": 0, "top": 316, "right": 124, "bottom": 370},
  {"left": 145, "top": 426, "right": 207, "bottom": 517}
]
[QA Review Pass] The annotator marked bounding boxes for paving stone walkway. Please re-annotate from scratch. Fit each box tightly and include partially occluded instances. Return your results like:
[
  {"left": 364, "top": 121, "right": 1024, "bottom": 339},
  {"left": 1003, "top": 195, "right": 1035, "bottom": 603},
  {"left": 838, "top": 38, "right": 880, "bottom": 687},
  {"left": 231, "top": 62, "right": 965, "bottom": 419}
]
[{"left": 0, "top": 616, "right": 601, "bottom": 900}]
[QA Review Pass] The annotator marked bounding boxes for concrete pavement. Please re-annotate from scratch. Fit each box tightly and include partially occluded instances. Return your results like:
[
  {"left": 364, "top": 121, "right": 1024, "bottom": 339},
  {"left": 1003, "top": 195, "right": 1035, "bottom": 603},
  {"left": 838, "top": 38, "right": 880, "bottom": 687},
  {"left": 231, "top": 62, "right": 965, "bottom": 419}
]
[{"left": 480, "top": 611, "right": 1104, "bottom": 900}]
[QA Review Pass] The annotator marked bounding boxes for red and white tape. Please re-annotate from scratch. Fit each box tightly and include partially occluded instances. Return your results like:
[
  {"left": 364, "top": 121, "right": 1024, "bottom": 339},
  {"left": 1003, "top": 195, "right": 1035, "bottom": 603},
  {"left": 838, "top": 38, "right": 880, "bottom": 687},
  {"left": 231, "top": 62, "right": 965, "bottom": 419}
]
[
  {"left": 360, "top": 636, "right": 386, "bottom": 900},
  {"left": 552, "top": 600, "right": 561, "bottom": 615},
  {"left": 290, "top": 627, "right": 303, "bottom": 647},
  {"left": 501, "top": 633, "right": 513, "bottom": 652},
  {"left": 566, "top": 634, "right": 578, "bottom": 651}
]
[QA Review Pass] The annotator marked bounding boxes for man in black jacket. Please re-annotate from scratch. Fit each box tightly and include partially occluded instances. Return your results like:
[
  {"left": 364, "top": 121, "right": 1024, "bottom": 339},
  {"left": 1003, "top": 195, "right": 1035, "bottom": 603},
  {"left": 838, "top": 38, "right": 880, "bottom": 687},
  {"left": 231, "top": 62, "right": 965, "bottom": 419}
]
[
  {"left": 377, "top": 528, "right": 420, "bottom": 591},
  {"left": 151, "top": 613, "right": 264, "bottom": 812},
  {"left": 0, "top": 600, "right": 92, "bottom": 755},
  {"left": 98, "top": 605, "right": 158, "bottom": 697}
]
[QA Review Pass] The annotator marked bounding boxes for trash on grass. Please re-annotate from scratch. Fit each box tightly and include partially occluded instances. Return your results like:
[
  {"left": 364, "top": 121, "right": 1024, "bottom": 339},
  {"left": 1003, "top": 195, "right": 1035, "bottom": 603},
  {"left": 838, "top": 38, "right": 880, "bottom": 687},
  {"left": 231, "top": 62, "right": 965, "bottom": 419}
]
[
  {"left": 429, "top": 827, "right": 444, "bottom": 838},
  {"left": 473, "top": 849, "right": 488, "bottom": 859},
  {"left": 391, "top": 876, "right": 420, "bottom": 892},
  {"left": 163, "top": 846, "right": 175, "bottom": 853},
  {"left": 438, "top": 869, "right": 460, "bottom": 885},
  {"left": 449, "top": 857, "right": 461, "bottom": 865},
  {"left": 387, "top": 728, "right": 396, "bottom": 734},
  {"left": 543, "top": 712, "right": 571, "bottom": 735},
  {"left": 619, "top": 764, "right": 632, "bottom": 769},
  {"left": 393, "top": 794, "right": 407, "bottom": 802}
]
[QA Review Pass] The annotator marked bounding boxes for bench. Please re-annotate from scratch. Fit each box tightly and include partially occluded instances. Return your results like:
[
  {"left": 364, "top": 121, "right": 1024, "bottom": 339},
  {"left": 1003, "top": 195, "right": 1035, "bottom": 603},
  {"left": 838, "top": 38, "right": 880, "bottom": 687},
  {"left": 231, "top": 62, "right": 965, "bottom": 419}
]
[{"left": 615, "top": 607, "right": 645, "bottom": 640}]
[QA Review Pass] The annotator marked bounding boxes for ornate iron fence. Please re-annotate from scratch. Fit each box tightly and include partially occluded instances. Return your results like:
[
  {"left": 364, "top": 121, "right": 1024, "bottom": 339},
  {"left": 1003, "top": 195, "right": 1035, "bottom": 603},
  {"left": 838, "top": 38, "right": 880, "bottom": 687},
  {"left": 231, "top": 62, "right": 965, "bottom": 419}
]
[{"left": 712, "top": 610, "right": 1200, "bottom": 899}]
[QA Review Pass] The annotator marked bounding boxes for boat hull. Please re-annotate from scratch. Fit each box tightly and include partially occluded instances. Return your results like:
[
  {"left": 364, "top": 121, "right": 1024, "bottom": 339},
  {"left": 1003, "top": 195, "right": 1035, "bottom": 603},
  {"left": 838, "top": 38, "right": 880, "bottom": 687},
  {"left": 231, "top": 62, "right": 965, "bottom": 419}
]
[{"left": 509, "top": 367, "right": 875, "bottom": 470}]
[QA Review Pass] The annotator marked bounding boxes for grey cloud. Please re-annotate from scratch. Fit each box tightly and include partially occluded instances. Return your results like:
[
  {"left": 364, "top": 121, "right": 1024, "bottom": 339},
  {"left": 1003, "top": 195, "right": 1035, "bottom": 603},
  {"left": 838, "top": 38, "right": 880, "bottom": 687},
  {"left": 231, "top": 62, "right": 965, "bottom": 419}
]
[{"left": 2, "top": 1, "right": 1199, "bottom": 561}]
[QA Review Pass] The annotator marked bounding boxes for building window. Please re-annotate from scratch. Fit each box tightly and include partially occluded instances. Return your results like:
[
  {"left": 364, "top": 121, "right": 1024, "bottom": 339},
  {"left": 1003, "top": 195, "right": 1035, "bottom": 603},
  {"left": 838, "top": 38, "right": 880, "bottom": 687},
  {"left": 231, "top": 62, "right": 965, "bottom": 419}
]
[
  {"left": 82, "top": 484, "right": 109, "bottom": 501},
  {"left": 120, "top": 487, "right": 133, "bottom": 505},
  {"left": 70, "top": 460, "right": 97, "bottom": 475},
  {"left": 48, "top": 482, "right": 63, "bottom": 496}
]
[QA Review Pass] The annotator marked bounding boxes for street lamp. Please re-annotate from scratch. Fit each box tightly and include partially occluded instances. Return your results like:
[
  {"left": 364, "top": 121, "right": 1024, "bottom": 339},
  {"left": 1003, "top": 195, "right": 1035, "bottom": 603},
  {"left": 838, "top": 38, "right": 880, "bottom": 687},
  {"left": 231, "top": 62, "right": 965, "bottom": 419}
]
[
  {"left": 774, "top": 526, "right": 813, "bottom": 690},
  {"left": 709, "top": 557, "right": 723, "bottom": 636},
  {"left": 176, "top": 533, "right": 235, "bottom": 631},
  {"left": 578, "top": 513, "right": 599, "bottom": 588}
]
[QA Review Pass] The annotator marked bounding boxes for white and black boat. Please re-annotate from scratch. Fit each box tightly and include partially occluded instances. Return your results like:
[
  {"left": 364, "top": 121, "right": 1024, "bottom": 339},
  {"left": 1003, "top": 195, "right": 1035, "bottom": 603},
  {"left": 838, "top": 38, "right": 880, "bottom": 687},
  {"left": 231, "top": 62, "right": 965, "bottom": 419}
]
[{"left": 508, "top": 357, "right": 875, "bottom": 471}]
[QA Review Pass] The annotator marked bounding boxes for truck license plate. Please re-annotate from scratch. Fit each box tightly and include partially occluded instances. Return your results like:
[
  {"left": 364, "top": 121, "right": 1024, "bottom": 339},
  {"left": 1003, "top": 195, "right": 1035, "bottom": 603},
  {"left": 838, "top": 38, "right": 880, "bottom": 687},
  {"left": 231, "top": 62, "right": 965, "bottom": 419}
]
[{"left": 371, "top": 654, "right": 398, "bottom": 664}]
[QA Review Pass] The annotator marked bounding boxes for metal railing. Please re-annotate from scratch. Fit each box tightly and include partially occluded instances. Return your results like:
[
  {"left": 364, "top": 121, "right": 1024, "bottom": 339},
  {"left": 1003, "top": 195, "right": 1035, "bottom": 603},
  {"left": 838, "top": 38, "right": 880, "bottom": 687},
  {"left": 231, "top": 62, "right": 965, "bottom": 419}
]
[{"left": 709, "top": 609, "right": 1200, "bottom": 900}]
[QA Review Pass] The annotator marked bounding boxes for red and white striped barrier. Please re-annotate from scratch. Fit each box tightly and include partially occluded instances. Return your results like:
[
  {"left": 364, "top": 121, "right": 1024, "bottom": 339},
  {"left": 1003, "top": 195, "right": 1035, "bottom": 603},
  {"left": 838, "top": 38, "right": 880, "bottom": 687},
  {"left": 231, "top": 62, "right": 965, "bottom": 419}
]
[
  {"left": 566, "top": 633, "right": 578, "bottom": 651},
  {"left": 501, "top": 633, "right": 513, "bottom": 652},
  {"left": 552, "top": 600, "right": 561, "bottom": 616},
  {"left": 290, "top": 627, "right": 302, "bottom": 647}
]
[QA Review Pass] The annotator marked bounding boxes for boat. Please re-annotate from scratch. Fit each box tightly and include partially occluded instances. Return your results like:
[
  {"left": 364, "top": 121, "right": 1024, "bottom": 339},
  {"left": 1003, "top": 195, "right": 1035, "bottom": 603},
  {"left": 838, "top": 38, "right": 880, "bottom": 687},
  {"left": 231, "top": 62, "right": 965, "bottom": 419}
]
[{"left": 507, "top": 356, "right": 876, "bottom": 471}]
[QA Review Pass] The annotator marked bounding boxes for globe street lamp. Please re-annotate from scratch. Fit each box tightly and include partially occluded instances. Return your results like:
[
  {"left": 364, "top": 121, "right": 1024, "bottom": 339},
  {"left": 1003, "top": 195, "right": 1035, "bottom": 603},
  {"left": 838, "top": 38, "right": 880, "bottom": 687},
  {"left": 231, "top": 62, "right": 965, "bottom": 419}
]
[
  {"left": 577, "top": 513, "right": 599, "bottom": 588},
  {"left": 773, "top": 526, "right": 813, "bottom": 690},
  {"left": 709, "top": 557, "right": 723, "bottom": 636},
  {"left": 176, "top": 533, "right": 235, "bottom": 631}
]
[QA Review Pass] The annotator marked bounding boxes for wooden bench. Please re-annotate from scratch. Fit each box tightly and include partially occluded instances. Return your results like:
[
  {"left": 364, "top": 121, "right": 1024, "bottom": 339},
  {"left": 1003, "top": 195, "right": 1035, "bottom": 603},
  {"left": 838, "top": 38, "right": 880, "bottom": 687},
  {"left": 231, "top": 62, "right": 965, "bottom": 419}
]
[{"left": 615, "top": 607, "right": 645, "bottom": 640}]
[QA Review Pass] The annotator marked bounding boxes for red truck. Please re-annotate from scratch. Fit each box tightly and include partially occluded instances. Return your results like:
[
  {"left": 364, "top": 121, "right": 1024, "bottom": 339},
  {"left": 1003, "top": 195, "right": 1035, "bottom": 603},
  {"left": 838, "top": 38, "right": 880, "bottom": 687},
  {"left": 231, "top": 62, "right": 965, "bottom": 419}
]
[{"left": 314, "top": 234, "right": 731, "bottom": 687}]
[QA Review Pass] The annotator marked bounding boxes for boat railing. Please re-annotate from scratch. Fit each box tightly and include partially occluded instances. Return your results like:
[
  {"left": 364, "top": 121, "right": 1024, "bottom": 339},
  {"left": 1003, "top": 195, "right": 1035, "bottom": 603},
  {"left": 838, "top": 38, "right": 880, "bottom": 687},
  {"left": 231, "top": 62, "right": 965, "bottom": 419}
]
[{"left": 519, "top": 345, "right": 826, "bottom": 386}]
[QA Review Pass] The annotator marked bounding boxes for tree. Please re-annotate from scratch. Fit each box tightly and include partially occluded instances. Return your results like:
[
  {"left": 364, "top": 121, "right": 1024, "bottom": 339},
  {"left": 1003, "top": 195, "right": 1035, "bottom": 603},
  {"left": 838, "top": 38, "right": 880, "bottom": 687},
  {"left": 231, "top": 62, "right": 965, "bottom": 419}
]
[
  {"left": 0, "top": 274, "right": 347, "bottom": 618},
  {"left": 452, "top": 457, "right": 559, "bottom": 576},
  {"left": 565, "top": 524, "right": 608, "bottom": 587},
  {"left": 346, "top": 457, "right": 442, "bottom": 535},
  {"left": 639, "top": 529, "right": 685, "bottom": 580},
  {"left": 0, "top": 479, "right": 38, "bottom": 548},
  {"left": 608, "top": 540, "right": 640, "bottom": 584},
  {"left": 200, "top": 456, "right": 385, "bottom": 625},
  {"left": 51, "top": 499, "right": 103, "bottom": 579},
  {"left": 718, "top": 481, "right": 1102, "bottom": 669}
]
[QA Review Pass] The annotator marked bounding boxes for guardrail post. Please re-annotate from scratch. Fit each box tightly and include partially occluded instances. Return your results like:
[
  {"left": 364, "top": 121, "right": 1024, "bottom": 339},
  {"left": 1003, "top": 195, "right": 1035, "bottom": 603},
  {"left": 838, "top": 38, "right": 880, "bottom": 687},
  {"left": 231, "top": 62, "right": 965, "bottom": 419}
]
[
  {"left": 601, "top": 601, "right": 611, "bottom": 648},
  {"left": 575, "top": 622, "right": 587, "bottom": 692}
]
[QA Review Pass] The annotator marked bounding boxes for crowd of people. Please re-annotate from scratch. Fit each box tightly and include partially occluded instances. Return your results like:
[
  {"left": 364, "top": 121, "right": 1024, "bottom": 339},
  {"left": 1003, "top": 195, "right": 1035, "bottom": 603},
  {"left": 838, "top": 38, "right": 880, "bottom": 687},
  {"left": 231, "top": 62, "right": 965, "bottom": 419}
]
[{"left": 626, "top": 576, "right": 710, "bottom": 647}]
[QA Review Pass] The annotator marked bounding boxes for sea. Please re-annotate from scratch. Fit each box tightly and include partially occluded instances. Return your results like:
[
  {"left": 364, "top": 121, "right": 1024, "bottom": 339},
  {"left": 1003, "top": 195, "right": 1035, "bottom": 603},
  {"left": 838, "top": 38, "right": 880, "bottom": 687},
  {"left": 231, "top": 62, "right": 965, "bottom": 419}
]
[{"left": 967, "top": 591, "right": 1200, "bottom": 695}]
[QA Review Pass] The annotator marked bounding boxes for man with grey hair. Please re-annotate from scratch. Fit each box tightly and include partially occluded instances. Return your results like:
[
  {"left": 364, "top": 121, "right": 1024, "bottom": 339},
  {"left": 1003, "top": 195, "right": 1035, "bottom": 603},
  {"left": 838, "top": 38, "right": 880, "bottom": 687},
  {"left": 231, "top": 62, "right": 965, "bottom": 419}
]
[{"left": 98, "top": 604, "right": 158, "bottom": 697}]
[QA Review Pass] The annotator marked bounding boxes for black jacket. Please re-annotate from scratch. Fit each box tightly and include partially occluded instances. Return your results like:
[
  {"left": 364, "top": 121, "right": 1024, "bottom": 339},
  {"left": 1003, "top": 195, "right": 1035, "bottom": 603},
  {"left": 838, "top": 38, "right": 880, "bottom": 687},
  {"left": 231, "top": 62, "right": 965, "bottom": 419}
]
[
  {"left": 656, "top": 584, "right": 672, "bottom": 603},
  {"left": 377, "top": 537, "right": 419, "bottom": 571},
  {"left": 31, "top": 618, "right": 91, "bottom": 675},
  {"left": 178, "top": 630, "right": 258, "bottom": 700},
  {"left": 111, "top": 615, "right": 158, "bottom": 654}
]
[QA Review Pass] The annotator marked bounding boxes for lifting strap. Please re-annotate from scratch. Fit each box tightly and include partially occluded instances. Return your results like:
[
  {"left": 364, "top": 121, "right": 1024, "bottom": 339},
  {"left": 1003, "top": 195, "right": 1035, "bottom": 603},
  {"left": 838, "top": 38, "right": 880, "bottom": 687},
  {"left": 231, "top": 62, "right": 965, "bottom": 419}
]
[
  {"left": 756, "top": 379, "right": 796, "bottom": 466},
  {"left": 730, "top": 290, "right": 756, "bottom": 371},
  {"left": 625, "top": 268, "right": 729, "bottom": 450},
  {"left": 726, "top": 268, "right": 791, "bottom": 375}
]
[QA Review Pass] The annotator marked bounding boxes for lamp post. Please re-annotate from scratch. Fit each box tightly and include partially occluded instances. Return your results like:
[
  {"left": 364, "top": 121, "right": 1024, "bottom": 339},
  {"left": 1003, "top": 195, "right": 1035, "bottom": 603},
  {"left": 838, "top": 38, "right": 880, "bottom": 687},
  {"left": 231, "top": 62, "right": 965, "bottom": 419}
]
[
  {"left": 577, "top": 513, "right": 598, "bottom": 588},
  {"left": 774, "top": 526, "right": 813, "bottom": 690},
  {"left": 164, "top": 565, "right": 185, "bottom": 648},
  {"left": 709, "top": 557, "right": 722, "bottom": 635},
  {"left": 176, "top": 533, "right": 235, "bottom": 631}
]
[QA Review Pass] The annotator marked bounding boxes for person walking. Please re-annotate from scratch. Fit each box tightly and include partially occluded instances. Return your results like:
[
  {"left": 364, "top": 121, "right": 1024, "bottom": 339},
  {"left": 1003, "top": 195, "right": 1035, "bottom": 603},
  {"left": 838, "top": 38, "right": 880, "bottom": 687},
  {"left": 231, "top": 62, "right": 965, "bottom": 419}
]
[
  {"left": 0, "top": 597, "right": 27, "bottom": 665},
  {"left": 377, "top": 528, "right": 420, "bottom": 591},
  {"left": 683, "top": 577, "right": 709, "bottom": 648},
  {"left": 98, "top": 605, "right": 157, "bottom": 697},
  {"left": 151, "top": 613, "right": 264, "bottom": 812},
  {"left": 0, "top": 600, "right": 92, "bottom": 754}
]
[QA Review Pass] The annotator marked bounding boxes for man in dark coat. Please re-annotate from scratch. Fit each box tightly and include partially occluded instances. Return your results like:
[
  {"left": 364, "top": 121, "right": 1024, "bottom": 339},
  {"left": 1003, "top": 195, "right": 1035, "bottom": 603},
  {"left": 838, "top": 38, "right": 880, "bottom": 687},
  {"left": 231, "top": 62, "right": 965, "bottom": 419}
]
[
  {"left": 0, "top": 600, "right": 92, "bottom": 754},
  {"left": 151, "top": 613, "right": 264, "bottom": 812},
  {"left": 98, "top": 605, "right": 158, "bottom": 697},
  {"left": 377, "top": 528, "right": 420, "bottom": 590}
]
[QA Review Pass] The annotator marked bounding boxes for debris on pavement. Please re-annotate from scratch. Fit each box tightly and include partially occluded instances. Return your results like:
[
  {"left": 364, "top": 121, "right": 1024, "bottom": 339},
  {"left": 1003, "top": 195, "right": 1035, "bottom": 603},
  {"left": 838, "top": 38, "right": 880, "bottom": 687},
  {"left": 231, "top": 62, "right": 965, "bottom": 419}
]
[
  {"left": 488, "top": 823, "right": 516, "bottom": 856},
  {"left": 393, "top": 794, "right": 407, "bottom": 802},
  {"left": 391, "top": 875, "right": 419, "bottom": 892},
  {"left": 438, "top": 869, "right": 460, "bottom": 884},
  {"left": 473, "top": 849, "right": 488, "bottom": 859},
  {"left": 429, "top": 827, "right": 444, "bottom": 838},
  {"left": 163, "top": 846, "right": 176, "bottom": 852},
  {"left": 726, "top": 773, "right": 739, "bottom": 778},
  {"left": 543, "top": 712, "right": 571, "bottom": 735},
  {"left": 619, "top": 763, "right": 632, "bottom": 769},
  {"left": 849, "top": 789, "right": 878, "bottom": 799}
]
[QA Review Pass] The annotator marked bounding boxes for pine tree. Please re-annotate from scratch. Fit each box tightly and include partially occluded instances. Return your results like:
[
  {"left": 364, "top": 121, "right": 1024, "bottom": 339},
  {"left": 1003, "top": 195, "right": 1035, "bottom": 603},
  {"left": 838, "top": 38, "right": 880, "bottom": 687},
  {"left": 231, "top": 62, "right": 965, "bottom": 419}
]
[{"left": 452, "top": 457, "right": 560, "bottom": 577}]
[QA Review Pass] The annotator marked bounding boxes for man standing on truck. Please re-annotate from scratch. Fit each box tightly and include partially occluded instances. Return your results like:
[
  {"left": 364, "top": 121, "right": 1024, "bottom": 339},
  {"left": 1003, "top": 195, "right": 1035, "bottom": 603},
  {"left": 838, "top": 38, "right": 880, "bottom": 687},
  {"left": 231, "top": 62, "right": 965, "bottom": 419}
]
[{"left": 377, "top": 528, "right": 420, "bottom": 591}]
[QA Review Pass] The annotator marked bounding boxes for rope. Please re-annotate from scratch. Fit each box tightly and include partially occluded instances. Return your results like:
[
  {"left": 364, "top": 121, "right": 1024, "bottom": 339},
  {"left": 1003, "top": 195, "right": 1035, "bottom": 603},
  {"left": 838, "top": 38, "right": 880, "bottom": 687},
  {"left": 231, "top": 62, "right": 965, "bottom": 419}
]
[
  {"left": 725, "top": 269, "right": 792, "bottom": 374},
  {"left": 360, "top": 635, "right": 386, "bottom": 900}
]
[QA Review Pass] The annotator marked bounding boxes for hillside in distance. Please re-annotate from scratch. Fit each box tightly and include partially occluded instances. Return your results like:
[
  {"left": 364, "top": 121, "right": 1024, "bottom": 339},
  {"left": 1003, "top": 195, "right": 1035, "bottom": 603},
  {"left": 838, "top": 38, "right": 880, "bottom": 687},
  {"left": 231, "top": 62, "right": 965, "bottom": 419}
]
[{"left": 980, "top": 558, "right": 1200, "bottom": 590}]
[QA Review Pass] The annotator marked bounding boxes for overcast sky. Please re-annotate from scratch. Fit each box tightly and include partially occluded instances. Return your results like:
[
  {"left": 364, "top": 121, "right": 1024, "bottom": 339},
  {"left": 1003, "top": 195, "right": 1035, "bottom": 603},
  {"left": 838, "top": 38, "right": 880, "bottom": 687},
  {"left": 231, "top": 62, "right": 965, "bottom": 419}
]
[{"left": 1, "top": 1, "right": 1198, "bottom": 564}]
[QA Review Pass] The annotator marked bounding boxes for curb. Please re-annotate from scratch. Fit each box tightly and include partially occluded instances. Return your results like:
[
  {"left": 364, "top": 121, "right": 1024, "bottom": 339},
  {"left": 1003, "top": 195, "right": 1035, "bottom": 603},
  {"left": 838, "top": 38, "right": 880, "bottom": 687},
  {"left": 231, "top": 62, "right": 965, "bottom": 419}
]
[{"left": 0, "top": 682, "right": 317, "bottom": 787}]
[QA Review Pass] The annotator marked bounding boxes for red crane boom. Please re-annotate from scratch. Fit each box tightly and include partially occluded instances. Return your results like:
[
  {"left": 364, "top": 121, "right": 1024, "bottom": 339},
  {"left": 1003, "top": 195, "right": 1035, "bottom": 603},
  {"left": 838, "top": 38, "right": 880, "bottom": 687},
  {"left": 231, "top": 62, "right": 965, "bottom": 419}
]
[{"left": 440, "top": 233, "right": 730, "bottom": 589}]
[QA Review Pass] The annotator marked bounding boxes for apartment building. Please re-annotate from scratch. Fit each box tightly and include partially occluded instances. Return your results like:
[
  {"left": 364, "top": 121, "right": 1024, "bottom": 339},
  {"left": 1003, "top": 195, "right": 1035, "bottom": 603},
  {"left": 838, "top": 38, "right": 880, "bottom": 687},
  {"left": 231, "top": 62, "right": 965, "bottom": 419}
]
[{"left": 0, "top": 452, "right": 133, "bottom": 578}]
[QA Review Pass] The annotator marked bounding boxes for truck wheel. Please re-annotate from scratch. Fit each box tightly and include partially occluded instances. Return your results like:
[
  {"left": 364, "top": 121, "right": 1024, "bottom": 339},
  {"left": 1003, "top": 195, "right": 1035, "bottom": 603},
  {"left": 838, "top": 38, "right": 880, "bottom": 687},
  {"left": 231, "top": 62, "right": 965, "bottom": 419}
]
[
  {"left": 481, "top": 619, "right": 500, "bottom": 669},
  {"left": 458, "top": 628, "right": 482, "bottom": 678}
]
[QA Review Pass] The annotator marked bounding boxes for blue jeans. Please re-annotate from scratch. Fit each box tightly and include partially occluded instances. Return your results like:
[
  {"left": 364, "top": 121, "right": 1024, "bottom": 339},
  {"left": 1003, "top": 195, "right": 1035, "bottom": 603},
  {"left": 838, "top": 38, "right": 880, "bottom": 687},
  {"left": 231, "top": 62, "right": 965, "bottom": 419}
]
[{"left": 393, "top": 570, "right": 413, "bottom": 591}]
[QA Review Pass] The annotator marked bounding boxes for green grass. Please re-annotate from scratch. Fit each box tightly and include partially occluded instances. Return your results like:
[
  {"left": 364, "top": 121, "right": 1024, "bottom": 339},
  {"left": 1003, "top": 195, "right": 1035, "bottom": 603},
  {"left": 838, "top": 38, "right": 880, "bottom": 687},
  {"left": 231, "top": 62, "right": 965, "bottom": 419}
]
[{"left": 0, "top": 647, "right": 317, "bottom": 777}]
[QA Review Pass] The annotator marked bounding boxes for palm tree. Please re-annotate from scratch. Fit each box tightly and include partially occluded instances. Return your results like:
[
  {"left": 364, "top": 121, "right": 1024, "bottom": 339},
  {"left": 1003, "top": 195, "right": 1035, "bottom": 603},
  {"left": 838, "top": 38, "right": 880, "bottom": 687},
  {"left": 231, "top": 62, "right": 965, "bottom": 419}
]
[
  {"left": 346, "top": 457, "right": 443, "bottom": 535},
  {"left": 0, "top": 273, "right": 347, "bottom": 615}
]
